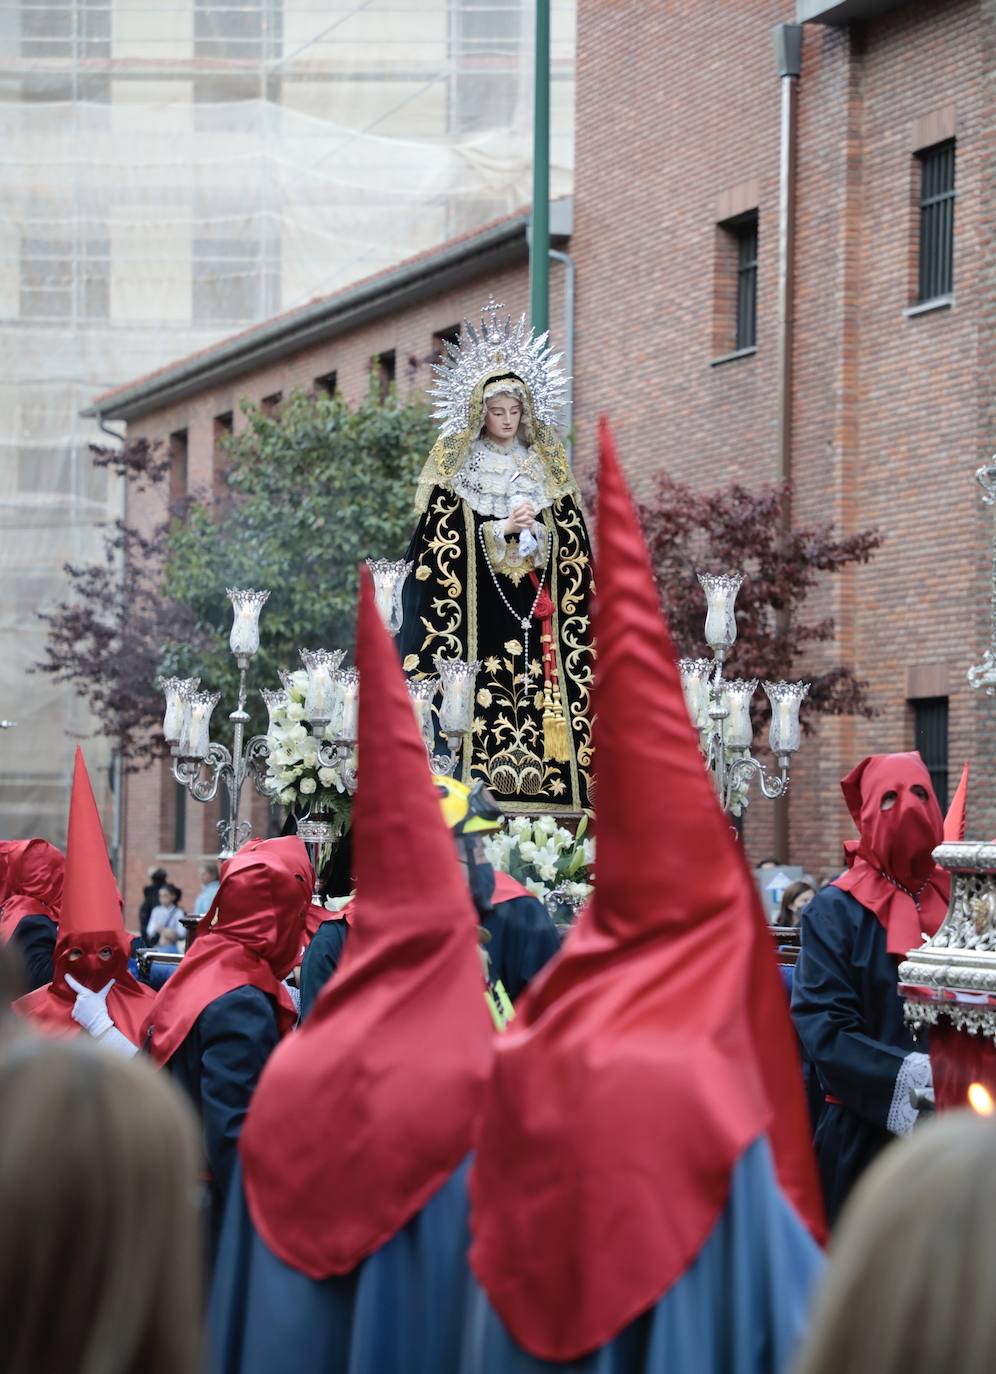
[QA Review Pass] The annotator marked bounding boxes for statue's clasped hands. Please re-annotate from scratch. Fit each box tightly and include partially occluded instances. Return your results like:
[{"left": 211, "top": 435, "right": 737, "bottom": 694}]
[{"left": 502, "top": 501, "right": 537, "bottom": 538}]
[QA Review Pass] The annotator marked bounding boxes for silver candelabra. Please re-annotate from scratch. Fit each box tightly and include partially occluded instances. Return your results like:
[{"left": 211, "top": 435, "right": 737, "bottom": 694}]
[
  {"left": 160, "top": 588, "right": 275, "bottom": 857},
  {"left": 679, "top": 572, "right": 809, "bottom": 817}
]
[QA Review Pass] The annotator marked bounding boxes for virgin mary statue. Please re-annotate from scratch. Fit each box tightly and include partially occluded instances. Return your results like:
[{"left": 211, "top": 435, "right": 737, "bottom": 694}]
[{"left": 399, "top": 300, "right": 593, "bottom": 813}]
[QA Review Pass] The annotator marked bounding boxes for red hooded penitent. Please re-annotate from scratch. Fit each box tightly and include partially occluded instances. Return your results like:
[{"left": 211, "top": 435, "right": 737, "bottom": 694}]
[
  {"left": 0, "top": 837, "right": 64, "bottom": 941},
  {"left": 467, "top": 419, "right": 825, "bottom": 1362},
  {"left": 13, "top": 748, "right": 154, "bottom": 1044},
  {"left": 238, "top": 568, "right": 493, "bottom": 1278},
  {"left": 834, "top": 752, "right": 949, "bottom": 955},
  {"left": 142, "top": 835, "right": 314, "bottom": 1065}
]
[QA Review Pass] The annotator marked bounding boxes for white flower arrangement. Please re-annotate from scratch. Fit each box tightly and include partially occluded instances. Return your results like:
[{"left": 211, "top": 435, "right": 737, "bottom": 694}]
[
  {"left": 484, "top": 814, "right": 594, "bottom": 922},
  {"left": 265, "top": 669, "right": 352, "bottom": 824}
]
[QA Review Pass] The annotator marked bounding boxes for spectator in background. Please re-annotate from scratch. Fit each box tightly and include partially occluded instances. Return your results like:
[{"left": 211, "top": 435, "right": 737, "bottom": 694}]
[
  {"left": 779, "top": 879, "right": 817, "bottom": 927},
  {"left": 0, "top": 1039, "right": 202, "bottom": 1374},
  {"left": 795, "top": 1112, "right": 996, "bottom": 1374},
  {"left": 193, "top": 861, "right": 221, "bottom": 918},
  {"left": 147, "top": 883, "right": 185, "bottom": 953},
  {"left": 139, "top": 865, "right": 168, "bottom": 940}
]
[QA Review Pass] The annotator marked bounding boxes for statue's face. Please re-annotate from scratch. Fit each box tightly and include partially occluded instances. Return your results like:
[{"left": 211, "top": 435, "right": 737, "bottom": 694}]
[{"left": 483, "top": 394, "right": 522, "bottom": 443}]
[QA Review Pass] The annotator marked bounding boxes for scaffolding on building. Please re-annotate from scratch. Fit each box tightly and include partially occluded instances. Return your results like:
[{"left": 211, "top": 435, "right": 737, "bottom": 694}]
[{"left": 0, "top": 0, "right": 575, "bottom": 849}]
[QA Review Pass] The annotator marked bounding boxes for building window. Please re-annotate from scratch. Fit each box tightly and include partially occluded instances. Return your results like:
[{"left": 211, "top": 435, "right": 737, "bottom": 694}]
[
  {"left": 261, "top": 392, "right": 282, "bottom": 416},
  {"left": 449, "top": 0, "right": 521, "bottom": 135},
  {"left": 916, "top": 141, "right": 955, "bottom": 303},
  {"left": 21, "top": 0, "right": 111, "bottom": 60},
  {"left": 713, "top": 212, "right": 758, "bottom": 360},
  {"left": 913, "top": 695, "right": 949, "bottom": 812},
  {"left": 432, "top": 324, "right": 461, "bottom": 364},
  {"left": 20, "top": 235, "right": 110, "bottom": 323},
  {"left": 192, "top": 237, "right": 280, "bottom": 324},
  {"left": 373, "top": 350, "right": 396, "bottom": 401},
  {"left": 314, "top": 371, "right": 337, "bottom": 397},
  {"left": 169, "top": 429, "right": 188, "bottom": 508},
  {"left": 734, "top": 215, "right": 758, "bottom": 351}
]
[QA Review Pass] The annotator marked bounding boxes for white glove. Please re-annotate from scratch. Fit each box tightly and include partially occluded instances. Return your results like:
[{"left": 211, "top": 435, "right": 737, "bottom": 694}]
[
  {"left": 66, "top": 973, "right": 116, "bottom": 1037},
  {"left": 65, "top": 974, "right": 140, "bottom": 1057}
]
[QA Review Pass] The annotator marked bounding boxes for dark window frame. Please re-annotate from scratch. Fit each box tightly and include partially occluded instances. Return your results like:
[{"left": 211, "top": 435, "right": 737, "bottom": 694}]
[
  {"left": 733, "top": 214, "right": 758, "bottom": 351},
  {"left": 912, "top": 695, "right": 949, "bottom": 813},
  {"left": 916, "top": 140, "right": 956, "bottom": 304}
]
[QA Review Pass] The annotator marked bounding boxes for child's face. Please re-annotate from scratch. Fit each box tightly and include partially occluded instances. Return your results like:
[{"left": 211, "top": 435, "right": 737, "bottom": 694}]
[{"left": 158, "top": 886, "right": 172, "bottom": 906}]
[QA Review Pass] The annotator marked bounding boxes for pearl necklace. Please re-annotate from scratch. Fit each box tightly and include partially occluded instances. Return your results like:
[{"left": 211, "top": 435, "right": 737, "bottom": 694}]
[{"left": 479, "top": 521, "right": 552, "bottom": 687}]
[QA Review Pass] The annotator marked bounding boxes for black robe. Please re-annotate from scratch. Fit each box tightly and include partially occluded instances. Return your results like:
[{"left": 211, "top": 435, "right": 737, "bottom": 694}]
[
  {"left": 9, "top": 913, "right": 57, "bottom": 993},
  {"left": 399, "top": 486, "right": 594, "bottom": 813},
  {"left": 481, "top": 893, "right": 561, "bottom": 1003},
  {"left": 166, "top": 984, "right": 281, "bottom": 1246},
  {"left": 791, "top": 886, "right": 926, "bottom": 1223}
]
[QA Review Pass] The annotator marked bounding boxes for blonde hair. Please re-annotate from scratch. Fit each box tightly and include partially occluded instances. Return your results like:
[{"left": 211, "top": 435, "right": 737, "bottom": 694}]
[
  {"left": 0, "top": 1039, "right": 203, "bottom": 1374},
  {"left": 795, "top": 1111, "right": 996, "bottom": 1374}
]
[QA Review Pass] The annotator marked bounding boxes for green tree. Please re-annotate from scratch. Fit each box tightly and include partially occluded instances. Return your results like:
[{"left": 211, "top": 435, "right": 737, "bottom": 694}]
[{"left": 38, "top": 384, "right": 437, "bottom": 766}]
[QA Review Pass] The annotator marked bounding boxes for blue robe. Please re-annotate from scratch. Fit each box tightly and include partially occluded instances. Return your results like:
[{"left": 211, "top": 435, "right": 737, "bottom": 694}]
[
  {"left": 300, "top": 918, "right": 350, "bottom": 1021},
  {"left": 9, "top": 913, "right": 57, "bottom": 993},
  {"left": 459, "top": 1136, "right": 823, "bottom": 1374},
  {"left": 791, "top": 885, "right": 923, "bottom": 1223},
  {"left": 210, "top": 1158, "right": 475, "bottom": 1374},
  {"left": 481, "top": 894, "right": 561, "bottom": 1004},
  {"left": 166, "top": 984, "right": 280, "bottom": 1244}
]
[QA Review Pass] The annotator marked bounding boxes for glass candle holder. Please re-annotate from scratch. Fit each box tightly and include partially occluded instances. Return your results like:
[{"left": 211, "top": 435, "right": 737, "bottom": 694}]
[
  {"left": 260, "top": 687, "right": 288, "bottom": 733},
  {"left": 764, "top": 680, "right": 810, "bottom": 755},
  {"left": 721, "top": 678, "right": 758, "bottom": 750},
  {"left": 366, "top": 559, "right": 413, "bottom": 636},
  {"left": 161, "top": 676, "right": 200, "bottom": 744},
  {"left": 333, "top": 668, "right": 360, "bottom": 743},
  {"left": 299, "top": 648, "right": 345, "bottom": 724},
  {"left": 698, "top": 572, "right": 744, "bottom": 652},
  {"left": 435, "top": 657, "right": 480, "bottom": 736},
  {"left": 406, "top": 677, "right": 439, "bottom": 754},
  {"left": 228, "top": 587, "right": 270, "bottom": 658},
  {"left": 179, "top": 691, "right": 221, "bottom": 760},
  {"left": 678, "top": 658, "right": 713, "bottom": 731}
]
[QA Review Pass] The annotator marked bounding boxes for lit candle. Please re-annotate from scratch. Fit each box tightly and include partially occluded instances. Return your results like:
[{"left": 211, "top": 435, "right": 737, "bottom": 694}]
[
  {"left": 228, "top": 588, "right": 269, "bottom": 657},
  {"left": 338, "top": 674, "right": 359, "bottom": 741},
  {"left": 778, "top": 698, "right": 792, "bottom": 747}
]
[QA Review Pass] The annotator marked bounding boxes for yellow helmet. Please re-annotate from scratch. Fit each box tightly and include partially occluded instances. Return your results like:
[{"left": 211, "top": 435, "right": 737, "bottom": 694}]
[{"left": 432, "top": 775, "right": 504, "bottom": 837}]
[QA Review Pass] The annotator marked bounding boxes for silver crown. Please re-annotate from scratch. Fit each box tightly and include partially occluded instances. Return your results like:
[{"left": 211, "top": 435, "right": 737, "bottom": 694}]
[{"left": 428, "top": 298, "right": 568, "bottom": 438}]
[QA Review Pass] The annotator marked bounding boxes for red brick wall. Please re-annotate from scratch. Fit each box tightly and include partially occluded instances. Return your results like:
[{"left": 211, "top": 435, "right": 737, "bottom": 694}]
[{"left": 571, "top": 0, "right": 985, "bottom": 876}]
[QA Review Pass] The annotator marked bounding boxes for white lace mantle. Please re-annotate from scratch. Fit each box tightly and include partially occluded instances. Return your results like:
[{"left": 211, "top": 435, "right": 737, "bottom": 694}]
[{"left": 450, "top": 439, "right": 551, "bottom": 519}]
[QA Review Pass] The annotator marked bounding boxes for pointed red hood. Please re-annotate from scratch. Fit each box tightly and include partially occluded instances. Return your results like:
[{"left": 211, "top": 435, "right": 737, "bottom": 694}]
[
  {"left": 944, "top": 762, "right": 969, "bottom": 841},
  {"left": 467, "top": 418, "right": 825, "bottom": 1361},
  {"left": 13, "top": 749, "right": 153, "bottom": 1043},
  {"left": 834, "top": 752, "right": 949, "bottom": 955},
  {"left": 239, "top": 568, "right": 493, "bottom": 1278},
  {"left": 0, "top": 837, "right": 64, "bottom": 940},
  {"left": 142, "top": 835, "right": 314, "bottom": 1065}
]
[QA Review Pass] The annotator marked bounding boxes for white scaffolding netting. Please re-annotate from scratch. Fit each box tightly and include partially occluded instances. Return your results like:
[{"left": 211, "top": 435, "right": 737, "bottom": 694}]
[{"left": 0, "top": 0, "right": 576, "bottom": 849}]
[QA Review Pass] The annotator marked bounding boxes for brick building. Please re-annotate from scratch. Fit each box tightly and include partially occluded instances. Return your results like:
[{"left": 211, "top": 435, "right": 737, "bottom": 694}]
[{"left": 90, "top": 0, "right": 993, "bottom": 916}]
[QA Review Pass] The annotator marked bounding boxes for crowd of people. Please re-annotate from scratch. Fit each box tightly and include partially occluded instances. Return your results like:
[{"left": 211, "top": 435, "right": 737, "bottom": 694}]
[{"left": 0, "top": 425, "right": 990, "bottom": 1374}]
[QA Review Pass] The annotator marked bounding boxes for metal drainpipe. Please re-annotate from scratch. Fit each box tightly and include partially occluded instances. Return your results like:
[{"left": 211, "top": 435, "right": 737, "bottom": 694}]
[
  {"left": 548, "top": 246, "right": 575, "bottom": 464},
  {"left": 772, "top": 23, "right": 803, "bottom": 863},
  {"left": 530, "top": 0, "right": 551, "bottom": 333},
  {"left": 773, "top": 23, "right": 802, "bottom": 498}
]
